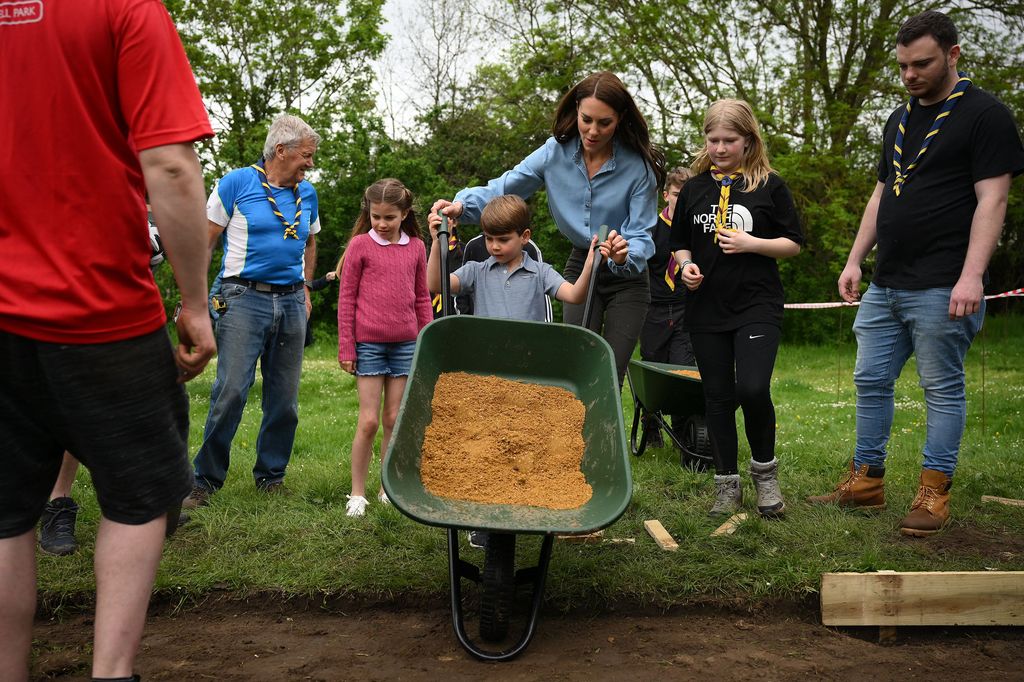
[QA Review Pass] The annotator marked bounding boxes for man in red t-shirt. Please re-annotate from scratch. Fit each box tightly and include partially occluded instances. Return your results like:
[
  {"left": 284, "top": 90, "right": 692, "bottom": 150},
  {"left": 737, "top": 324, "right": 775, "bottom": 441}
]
[{"left": 0, "top": 1, "right": 216, "bottom": 679}]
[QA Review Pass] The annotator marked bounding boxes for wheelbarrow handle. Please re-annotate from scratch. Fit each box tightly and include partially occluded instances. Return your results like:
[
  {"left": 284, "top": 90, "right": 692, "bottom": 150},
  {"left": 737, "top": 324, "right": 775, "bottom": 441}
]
[
  {"left": 581, "top": 224, "right": 609, "bottom": 330},
  {"left": 437, "top": 214, "right": 453, "bottom": 318}
]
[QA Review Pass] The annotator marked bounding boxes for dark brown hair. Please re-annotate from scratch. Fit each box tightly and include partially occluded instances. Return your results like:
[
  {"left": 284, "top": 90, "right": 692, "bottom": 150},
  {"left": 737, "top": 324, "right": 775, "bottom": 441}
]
[
  {"left": 551, "top": 71, "right": 666, "bottom": 187},
  {"left": 897, "top": 10, "right": 958, "bottom": 53}
]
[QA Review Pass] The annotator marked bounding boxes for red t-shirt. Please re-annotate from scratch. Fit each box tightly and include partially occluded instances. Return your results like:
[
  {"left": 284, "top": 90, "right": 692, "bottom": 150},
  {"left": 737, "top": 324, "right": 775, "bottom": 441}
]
[{"left": 0, "top": 0, "right": 214, "bottom": 343}]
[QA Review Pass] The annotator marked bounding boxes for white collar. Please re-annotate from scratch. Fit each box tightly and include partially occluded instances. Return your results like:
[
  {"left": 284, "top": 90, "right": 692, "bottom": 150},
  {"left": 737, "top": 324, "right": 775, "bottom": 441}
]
[{"left": 368, "top": 229, "right": 410, "bottom": 246}]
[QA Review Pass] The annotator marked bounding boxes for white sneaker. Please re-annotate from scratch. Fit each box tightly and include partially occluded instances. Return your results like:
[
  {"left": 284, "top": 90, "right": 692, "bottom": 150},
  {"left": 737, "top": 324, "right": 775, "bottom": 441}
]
[
  {"left": 378, "top": 488, "right": 390, "bottom": 505},
  {"left": 346, "top": 495, "right": 368, "bottom": 517}
]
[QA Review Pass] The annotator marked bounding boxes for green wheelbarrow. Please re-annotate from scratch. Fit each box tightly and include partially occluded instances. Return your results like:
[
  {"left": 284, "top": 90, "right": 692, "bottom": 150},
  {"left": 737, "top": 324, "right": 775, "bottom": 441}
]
[
  {"left": 382, "top": 314, "right": 631, "bottom": 661},
  {"left": 626, "top": 359, "right": 715, "bottom": 469}
]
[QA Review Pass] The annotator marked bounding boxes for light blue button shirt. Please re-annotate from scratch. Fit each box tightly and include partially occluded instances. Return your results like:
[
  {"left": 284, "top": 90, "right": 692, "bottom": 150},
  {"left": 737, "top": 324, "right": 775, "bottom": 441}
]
[{"left": 454, "top": 136, "right": 657, "bottom": 276}]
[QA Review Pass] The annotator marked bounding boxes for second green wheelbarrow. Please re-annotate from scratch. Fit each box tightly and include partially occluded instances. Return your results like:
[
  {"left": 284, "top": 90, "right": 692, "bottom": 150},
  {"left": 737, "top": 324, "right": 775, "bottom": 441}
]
[
  {"left": 382, "top": 315, "right": 631, "bottom": 661},
  {"left": 626, "top": 359, "right": 715, "bottom": 468}
]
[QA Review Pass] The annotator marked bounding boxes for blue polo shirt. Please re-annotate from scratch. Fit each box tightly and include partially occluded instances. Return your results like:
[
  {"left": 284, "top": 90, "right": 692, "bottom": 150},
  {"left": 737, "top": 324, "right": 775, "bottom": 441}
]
[
  {"left": 453, "top": 252, "right": 564, "bottom": 321},
  {"left": 207, "top": 166, "right": 321, "bottom": 285}
]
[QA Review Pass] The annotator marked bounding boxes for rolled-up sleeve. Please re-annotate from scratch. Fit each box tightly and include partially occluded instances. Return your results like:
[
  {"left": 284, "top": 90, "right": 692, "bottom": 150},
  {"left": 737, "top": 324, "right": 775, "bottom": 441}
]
[{"left": 608, "top": 167, "right": 657, "bottom": 276}]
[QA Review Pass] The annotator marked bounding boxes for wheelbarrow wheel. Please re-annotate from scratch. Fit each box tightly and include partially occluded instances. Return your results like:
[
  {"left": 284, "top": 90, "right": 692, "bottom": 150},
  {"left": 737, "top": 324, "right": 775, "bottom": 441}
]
[
  {"left": 479, "top": 532, "right": 516, "bottom": 642},
  {"left": 680, "top": 414, "right": 713, "bottom": 471}
]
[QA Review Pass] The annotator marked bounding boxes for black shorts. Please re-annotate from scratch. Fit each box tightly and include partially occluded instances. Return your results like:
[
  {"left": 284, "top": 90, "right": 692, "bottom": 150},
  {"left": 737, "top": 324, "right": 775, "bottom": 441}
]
[{"left": 0, "top": 328, "right": 193, "bottom": 537}]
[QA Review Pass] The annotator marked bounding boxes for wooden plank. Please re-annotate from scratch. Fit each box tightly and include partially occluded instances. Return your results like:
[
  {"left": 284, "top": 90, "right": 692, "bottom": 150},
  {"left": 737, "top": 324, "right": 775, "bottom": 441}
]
[
  {"left": 821, "top": 571, "right": 1024, "bottom": 626},
  {"left": 643, "top": 520, "right": 678, "bottom": 551},
  {"left": 710, "top": 513, "right": 748, "bottom": 537},
  {"left": 557, "top": 531, "right": 604, "bottom": 543},
  {"left": 981, "top": 495, "right": 1024, "bottom": 508}
]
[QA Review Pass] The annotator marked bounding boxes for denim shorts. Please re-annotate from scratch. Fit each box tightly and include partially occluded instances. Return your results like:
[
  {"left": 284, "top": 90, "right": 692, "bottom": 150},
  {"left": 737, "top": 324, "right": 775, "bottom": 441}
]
[
  {"left": 0, "top": 328, "right": 193, "bottom": 537},
  {"left": 355, "top": 341, "right": 416, "bottom": 377}
]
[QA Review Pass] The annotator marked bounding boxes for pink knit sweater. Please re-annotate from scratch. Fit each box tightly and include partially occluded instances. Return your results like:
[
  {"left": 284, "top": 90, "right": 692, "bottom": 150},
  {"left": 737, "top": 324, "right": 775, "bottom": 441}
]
[{"left": 337, "top": 232, "right": 433, "bottom": 362}]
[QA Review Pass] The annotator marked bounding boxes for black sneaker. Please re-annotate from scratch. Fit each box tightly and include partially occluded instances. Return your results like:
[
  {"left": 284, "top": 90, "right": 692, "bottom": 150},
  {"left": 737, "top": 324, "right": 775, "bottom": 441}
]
[
  {"left": 39, "top": 497, "right": 78, "bottom": 556},
  {"left": 468, "top": 530, "right": 488, "bottom": 549},
  {"left": 182, "top": 486, "right": 211, "bottom": 510}
]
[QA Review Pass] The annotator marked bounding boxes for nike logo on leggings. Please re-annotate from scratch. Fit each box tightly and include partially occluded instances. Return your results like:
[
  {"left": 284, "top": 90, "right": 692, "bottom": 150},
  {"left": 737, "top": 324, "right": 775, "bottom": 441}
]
[{"left": 749, "top": 334, "right": 765, "bottom": 339}]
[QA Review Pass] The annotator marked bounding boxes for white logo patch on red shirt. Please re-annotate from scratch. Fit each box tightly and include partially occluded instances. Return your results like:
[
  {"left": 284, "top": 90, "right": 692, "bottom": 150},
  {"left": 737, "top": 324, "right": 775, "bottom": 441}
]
[{"left": 0, "top": 0, "right": 43, "bottom": 25}]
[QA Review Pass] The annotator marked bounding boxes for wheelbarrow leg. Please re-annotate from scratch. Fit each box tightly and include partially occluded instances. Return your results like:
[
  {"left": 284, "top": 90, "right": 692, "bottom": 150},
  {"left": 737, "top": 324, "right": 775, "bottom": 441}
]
[
  {"left": 626, "top": 372, "right": 647, "bottom": 457},
  {"left": 446, "top": 529, "right": 555, "bottom": 662}
]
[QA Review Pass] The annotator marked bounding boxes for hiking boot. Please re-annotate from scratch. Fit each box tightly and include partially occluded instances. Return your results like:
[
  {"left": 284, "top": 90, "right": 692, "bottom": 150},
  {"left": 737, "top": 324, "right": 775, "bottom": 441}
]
[
  {"left": 182, "top": 486, "right": 211, "bottom": 510},
  {"left": 643, "top": 417, "right": 665, "bottom": 449},
  {"left": 709, "top": 475, "right": 742, "bottom": 517},
  {"left": 346, "top": 495, "right": 368, "bottom": 517},
  {"left": 900, "top": 468, "right": 952, "bottom": 537},
  {"left": 39, "top": 497, "right": 78, "bottom": 556},
  {"left": 258, "top": 480, "right": 290, "bottom": 496},
  {"left": 806, "top": 460, "right": 886, "bottom": 510},
  {"left": 750, "top": 458, "right": 785, "bottom": 518}
]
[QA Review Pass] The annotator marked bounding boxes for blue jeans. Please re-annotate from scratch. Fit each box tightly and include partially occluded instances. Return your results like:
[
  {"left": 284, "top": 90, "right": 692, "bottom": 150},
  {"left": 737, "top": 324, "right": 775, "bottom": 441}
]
[
  {"left": 852, "top": 284, "right": 984, "bottom": 476},
  {"left": 193, "top": 283, "right": 306, "bottom": 490}
]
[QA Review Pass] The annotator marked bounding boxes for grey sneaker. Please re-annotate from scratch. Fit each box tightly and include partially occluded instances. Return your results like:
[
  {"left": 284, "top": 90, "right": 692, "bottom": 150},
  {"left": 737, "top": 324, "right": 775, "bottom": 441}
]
[
  {"left": 39, "top": 497, "right": 79, "bottom": 556},
  {"left": 750, "top": 458, "right": 786, "bottom": 518},
  {"left": 709, "top": 475, "right": 742, "bottom": 517}
]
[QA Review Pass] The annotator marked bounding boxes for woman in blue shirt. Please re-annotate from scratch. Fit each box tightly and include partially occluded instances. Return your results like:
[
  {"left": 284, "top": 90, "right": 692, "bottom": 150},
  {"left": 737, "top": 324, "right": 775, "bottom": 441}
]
[{"left": 430, "top": 71, "right": 665, "bottom": 385}]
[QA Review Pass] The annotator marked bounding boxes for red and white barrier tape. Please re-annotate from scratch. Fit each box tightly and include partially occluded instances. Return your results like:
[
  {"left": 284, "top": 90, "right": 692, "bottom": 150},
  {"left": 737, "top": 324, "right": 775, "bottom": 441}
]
[{"left": 784, "top": 288, "right": 1023, "bottom": 310}]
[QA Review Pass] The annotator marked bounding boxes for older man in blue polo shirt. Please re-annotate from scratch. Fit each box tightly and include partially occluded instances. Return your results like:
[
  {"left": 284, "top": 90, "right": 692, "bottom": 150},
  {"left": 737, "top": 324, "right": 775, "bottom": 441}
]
[{"left": 186, "top": 115, "right": 321, "bottom": 505}]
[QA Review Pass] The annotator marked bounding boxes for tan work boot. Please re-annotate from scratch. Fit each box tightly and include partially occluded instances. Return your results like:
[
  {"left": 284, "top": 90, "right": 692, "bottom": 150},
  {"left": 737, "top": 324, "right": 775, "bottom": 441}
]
[
  {"left": 806, "top": 460, "right": 886, "bottom": 510},
  {"left": 899, "top": 468, "right": 952, "bottom": 537}
]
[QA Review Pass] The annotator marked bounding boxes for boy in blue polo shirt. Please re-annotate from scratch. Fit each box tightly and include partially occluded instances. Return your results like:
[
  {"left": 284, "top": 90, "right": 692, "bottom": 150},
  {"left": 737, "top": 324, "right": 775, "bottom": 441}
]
[{"left": 428, "top": 195, "right": 614, "bottom": 319}]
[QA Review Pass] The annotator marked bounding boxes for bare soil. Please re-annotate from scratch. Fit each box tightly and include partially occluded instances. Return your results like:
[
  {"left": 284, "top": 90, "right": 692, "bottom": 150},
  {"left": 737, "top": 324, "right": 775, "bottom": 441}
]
[{"left": 31, "top": 595, "right": 1024, "bottom": 681}]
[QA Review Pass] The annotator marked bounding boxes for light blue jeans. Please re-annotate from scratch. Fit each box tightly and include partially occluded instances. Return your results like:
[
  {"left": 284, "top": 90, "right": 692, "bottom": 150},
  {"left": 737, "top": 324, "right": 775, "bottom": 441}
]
[
  {"left": 193, "top": 282, "right": 306, "bottom": 490},
  {"left": 852, "top": 284, "right": 984, "bottom": 476}
]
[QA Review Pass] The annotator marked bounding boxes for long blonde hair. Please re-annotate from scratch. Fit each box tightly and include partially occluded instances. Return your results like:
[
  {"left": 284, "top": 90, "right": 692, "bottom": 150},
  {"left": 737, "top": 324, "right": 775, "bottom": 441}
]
[{"left": 690, "top": 99, "right": 773, "bottom": 191}]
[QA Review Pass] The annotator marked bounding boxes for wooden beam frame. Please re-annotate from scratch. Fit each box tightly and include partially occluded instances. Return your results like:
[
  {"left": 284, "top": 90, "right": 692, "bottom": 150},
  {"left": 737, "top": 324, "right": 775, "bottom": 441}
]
[{"left": 821, "top": 571, "right": 1024, "bottom": 626}]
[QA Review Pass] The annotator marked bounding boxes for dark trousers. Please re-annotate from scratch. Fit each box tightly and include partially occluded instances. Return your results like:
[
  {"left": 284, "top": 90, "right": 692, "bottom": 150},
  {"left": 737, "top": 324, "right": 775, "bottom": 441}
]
[
  {"left": 690, "top": 324, "right": 781, "bottom": 474},
  {"left": 640, "top": 300, "right": 694, "bottom": 366},
  {"left": 639, "top": 300, "right": 694, "bottom": 433},
  {"left": 562, "top": 247, "right": 650, "bottom": 387}
]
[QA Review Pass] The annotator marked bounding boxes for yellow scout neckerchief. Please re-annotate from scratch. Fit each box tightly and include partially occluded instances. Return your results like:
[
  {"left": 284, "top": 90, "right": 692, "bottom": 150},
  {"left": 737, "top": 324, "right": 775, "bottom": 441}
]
[
  {"left": 710, "top": 165, "right": 743, "bottom": 242},
  {"left": 892, "top": 72, "right": 972, "bottom": 196},
  {"left": 251, "top": 160, "right": 301, "bottom": 239}
]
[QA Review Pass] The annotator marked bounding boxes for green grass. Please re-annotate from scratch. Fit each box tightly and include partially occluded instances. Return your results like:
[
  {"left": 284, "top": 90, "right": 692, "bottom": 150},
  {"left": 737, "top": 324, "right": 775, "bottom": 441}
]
[{"left": 36, "top": 314, "right": 1024, "bottom": 611}]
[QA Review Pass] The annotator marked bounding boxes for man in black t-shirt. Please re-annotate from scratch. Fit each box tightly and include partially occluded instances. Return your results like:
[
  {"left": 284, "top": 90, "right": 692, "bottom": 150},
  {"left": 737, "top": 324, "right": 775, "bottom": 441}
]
[{"left": 808, "top": 10, "right": 1024, "bottom": 537}]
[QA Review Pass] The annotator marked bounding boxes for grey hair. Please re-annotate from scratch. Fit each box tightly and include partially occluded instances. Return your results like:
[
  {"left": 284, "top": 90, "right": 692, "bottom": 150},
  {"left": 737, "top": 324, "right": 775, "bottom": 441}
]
[{"left": 262, "top": 114, "right": 321, "bottom": 161}]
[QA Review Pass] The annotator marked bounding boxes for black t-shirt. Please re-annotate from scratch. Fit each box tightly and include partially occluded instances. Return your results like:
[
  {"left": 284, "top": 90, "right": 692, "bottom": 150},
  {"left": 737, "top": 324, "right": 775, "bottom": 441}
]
[
  {"left": 669, "top": 172, "right": 804, "bottom": 332},
  {"left": 874, "top": 86, "right": 1024, "bottom": 289},
  {"left": 647, "top": 212, "right": 687, "bottom": 305}
]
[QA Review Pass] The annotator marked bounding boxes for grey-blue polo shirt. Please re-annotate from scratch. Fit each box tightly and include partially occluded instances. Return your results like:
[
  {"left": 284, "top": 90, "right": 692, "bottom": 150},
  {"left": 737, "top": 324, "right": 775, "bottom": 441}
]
[{"left": 452, "top": 251, "right": 565, "bottom": 321}]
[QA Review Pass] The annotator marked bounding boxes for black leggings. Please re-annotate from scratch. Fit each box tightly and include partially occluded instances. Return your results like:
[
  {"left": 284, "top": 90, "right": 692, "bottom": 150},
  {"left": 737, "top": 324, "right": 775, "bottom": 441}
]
[
  {"left": 690, "top": 324, "right": 781, "bottom": 474},
  {"left": 562, "top": 247, "right": 650, "bottom": 387}
]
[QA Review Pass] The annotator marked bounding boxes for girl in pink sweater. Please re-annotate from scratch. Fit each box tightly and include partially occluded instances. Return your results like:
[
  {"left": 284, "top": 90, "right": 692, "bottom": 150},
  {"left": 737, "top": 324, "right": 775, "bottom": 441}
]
[{"left": 337, "top": 179, "right": 433, "bottom": 516}]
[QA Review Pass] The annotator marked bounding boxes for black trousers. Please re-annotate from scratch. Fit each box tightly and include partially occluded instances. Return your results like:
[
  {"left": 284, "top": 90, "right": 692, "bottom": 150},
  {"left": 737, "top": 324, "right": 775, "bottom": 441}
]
[
  {"left": 562, "top": 247, "right": 650, "bottom": 387},
  {"left": 690, "top": 324, "right": 781, "bottom": 474}
]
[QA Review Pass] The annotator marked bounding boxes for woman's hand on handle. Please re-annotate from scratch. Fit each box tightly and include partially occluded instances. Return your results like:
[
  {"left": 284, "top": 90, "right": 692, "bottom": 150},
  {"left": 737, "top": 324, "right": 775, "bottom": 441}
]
[
  {"left": 429, "top": 199, "right": 464, "bottom": 224},
  {"left": 600, "top": 229, "right": 629, "bottom": 265}
]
